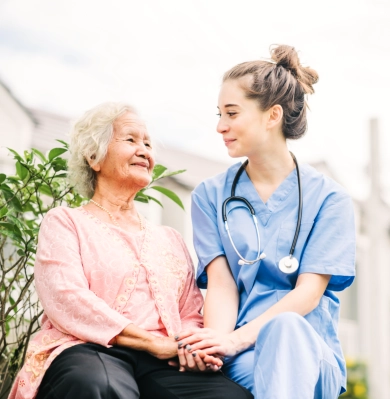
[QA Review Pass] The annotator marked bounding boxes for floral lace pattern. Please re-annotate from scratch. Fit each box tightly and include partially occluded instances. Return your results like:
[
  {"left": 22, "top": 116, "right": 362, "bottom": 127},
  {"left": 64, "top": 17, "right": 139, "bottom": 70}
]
[{"left": 8, "top": 206, "right": 203, "bottom": 399}]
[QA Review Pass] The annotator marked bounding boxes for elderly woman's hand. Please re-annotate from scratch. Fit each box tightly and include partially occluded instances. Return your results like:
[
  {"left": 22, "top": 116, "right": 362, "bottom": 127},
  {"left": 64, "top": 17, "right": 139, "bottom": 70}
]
[
  {"left": 115, "top": 324, "right": 178, "bottom": 360},
  {"left": 147, "top": 336, "right": 180, "bottom": 360}
]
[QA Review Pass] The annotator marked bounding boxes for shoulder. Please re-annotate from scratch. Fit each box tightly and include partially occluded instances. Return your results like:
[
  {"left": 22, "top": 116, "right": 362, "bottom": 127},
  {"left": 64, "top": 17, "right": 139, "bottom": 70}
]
[
  {"left": 41, "top": 206, "right": 84, "bottom": 230},
  {"left": 301, "top": 163, "right": 352, "bottom": 206}
]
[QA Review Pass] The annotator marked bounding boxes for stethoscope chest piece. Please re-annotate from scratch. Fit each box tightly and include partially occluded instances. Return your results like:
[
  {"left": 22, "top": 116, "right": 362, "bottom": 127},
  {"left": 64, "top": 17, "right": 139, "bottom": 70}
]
[{"left": 278, "top": 256, "right": 299, "bottom": 274}]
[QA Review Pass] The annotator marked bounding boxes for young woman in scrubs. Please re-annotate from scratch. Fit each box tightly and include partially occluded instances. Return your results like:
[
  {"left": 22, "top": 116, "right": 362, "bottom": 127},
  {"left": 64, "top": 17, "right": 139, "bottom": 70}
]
[{"left": 175, "top": 45, "right": 356, "bottom": 398}]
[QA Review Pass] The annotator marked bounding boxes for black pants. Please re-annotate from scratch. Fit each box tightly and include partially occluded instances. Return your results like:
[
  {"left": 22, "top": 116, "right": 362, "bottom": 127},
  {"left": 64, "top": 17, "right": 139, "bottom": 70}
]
[{"left": 36, "top": 343, "right": 253, "bottom": 399}]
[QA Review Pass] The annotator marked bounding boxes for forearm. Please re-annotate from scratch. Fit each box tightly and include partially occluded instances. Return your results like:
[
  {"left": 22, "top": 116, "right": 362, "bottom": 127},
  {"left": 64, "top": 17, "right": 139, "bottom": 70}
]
[
  {"left": 229, "top": 273, "right": 331, "bottom": 353},
  {"left": 114, "top": 323, "right": 155, "bottom": 350},
  {"left": 203, "top": 256, "right": 239, "bottom": 333},
  {"left": 203, "top": 285, "right": 238, "bottom": 333},
  {"left": 114, "top": 323, "right": 177, "bottom": 359}
]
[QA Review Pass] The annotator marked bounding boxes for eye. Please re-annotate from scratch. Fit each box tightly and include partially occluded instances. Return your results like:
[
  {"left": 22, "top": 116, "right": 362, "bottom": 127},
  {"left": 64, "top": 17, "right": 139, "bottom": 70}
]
[
  {"left": 227, "top": 112, "right": 237, "bottom": 117},
  {"left": 145, "top": 142, "right": 152, "bottom": 148},
  {"left": 126, "top": 137, "right": 135, "bottom": 143},
  {"left": 216, "top": 113, "right": 221, "bottom": 117}
]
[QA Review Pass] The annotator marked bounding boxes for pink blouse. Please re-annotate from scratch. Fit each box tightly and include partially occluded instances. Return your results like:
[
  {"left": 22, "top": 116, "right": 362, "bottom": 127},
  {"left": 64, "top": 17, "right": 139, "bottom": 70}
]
[{"left": 8, "top": 207, "right": 204, "bottom": 399}]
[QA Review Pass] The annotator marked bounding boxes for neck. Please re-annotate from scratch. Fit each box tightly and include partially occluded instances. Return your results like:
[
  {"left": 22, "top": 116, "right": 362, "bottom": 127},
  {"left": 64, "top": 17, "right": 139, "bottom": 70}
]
[
  {"left": 92, "top": 181, "right": 139, "bottom": 211},
  {"left": 85, "top": 181, "right": 145, "bottom": 233},
  {"left": 245, "top": 145, "right": 296, "bottom": 184}
]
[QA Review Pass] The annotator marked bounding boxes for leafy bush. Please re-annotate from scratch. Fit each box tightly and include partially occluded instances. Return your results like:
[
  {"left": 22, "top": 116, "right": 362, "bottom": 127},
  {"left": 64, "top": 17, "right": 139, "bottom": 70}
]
[
  {"left": 0, "top": 142, "right": 184, "bottom": 398},
  {"left": 340, "top": 358, "right": 369, "bottom": 398}
]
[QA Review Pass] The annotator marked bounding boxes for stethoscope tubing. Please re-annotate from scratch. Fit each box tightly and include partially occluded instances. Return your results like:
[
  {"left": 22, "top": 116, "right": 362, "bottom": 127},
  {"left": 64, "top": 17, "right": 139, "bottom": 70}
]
[{"left": 222, "top": 152, "right": 302, "bottom": 268}]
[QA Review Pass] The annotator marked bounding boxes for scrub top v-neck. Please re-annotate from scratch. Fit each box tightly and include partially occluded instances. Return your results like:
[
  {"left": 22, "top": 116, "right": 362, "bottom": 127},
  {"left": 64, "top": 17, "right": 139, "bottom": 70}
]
[{"left": 191, "top": 161, "right": 355, "bottom": 390}]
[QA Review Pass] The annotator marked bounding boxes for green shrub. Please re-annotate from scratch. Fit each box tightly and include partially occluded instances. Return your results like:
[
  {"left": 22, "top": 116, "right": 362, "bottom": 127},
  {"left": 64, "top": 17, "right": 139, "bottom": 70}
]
[
  {"left": 340, "top": 358, "right": 369, "bottom": 398},
  {"left": 0, "top": 142, "right": 184, "bottom": 397}
]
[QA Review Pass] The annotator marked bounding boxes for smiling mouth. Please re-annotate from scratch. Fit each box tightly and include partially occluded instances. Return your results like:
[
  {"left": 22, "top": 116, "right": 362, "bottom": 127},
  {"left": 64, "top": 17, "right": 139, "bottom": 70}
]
[{"left": 131, "top": 162, "right": 149, "bottom": 169}]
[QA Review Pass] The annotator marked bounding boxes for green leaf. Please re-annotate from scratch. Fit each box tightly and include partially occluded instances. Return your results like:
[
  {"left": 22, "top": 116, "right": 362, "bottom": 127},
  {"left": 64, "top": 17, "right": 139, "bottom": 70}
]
[
  {"left": 0, "top": 228, "right": 22, "bottom": 242},
  {"left": 149, "top": 186, "right": 185, "bottom": 210},
  {"left": 56, "top": 139, "right": 69, "bottom": 148},
  {"left": 16, "top": 161, "right": 29, "bottom": 180},
  {"left": 51, "top": 158, "right": 67, "bottom": 172},
  {"left": 0, "top": 222, "right": 15, "bottom": 230},
  {"left": 10, "top": 196, "right": 23, "bottom": 212},
  {"left": 22, "top": 202, "right": 35, "bottom": 213},
  {"left": 7, "top": 148, "right": 23, "bottom": 161},
  {"left": 31, "top": 148, "right": 47, "bottom": 163},
  {"left": 134, "top": 192, "right": 150, "bottom": 203},
  {"left": 147, "top": 195, "right": 163, "bottom": 208},
  {"left": 48, "top": 147, "right": 67, "bottom": 161},
  {"left": 17, "top": 249, "right": 25, "bottom": 256},
  {"left": 0, "top": 174, "right": 6, "bottom": 184},
  {"left": 38, "top": 184, "right": 53, "bottom": 197},
  {"left": 158, "top": 169, "right": 186, "bottom": 179},
  {"left": 1, "top": 187, "right": 24, "bottom": 212},
  {"left": 152, "top": 169, "right": 186, "bottom": 182},
  {"left": 152, "top": 164, "right": 167, "bottom": 180},
  {"left": 0, "top": 207, "right": 8, "bottom": 218}
]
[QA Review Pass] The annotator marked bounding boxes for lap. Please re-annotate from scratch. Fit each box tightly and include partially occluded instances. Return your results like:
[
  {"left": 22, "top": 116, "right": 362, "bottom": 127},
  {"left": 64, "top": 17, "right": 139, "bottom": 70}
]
[{"left": 36, "top": 343, "right": 253, "bottom": 399}]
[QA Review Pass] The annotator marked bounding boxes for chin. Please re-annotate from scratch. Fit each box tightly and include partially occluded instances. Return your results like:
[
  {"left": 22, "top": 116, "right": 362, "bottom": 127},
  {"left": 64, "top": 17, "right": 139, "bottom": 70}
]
[{"left": 227, "top": 149, "right": 245, "bottom": 159}]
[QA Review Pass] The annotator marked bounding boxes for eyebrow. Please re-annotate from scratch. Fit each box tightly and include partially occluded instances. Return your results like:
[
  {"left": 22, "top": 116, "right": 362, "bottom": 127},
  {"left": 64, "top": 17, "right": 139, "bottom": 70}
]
[{"left": 217, "top": 104, "right": 240, "bottom": 109}]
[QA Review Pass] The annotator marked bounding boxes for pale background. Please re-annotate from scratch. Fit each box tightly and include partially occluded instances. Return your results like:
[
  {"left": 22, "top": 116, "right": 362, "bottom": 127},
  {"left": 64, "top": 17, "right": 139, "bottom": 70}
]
[
  {"left": 1, "top": 1, "right": 390, "bottom": 398},
  {"left": 0, "top": 0, "right": 389, "bottom": 202}
]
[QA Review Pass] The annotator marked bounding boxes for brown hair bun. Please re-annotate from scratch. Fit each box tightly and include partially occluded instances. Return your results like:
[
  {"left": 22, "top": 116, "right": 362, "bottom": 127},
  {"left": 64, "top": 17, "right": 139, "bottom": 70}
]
[
  {"left": 270, "top": 44, "right": 319, "bottom": 94},
  {"left": 222, "top": 44, "right": 319, "bottom": 140}
]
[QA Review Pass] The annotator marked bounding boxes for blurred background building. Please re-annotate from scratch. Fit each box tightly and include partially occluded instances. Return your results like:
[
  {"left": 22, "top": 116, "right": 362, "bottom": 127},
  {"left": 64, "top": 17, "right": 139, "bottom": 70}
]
[{"left": 1, "top": 77, "right": 389, "bottom": 397}]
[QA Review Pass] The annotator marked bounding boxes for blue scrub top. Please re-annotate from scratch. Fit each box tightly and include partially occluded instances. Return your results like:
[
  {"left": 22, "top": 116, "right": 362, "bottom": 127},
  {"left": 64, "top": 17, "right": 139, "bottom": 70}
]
[{"left": 191, "top": 162, "right": 356, "bottom": 390}]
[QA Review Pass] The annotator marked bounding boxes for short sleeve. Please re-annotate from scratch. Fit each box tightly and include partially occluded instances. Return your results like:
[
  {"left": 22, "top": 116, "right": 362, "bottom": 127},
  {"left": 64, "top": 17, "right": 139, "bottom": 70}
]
[
  {"left": 299, "top": 193, "right": 356, "bottom": 291},
  {"left": 191, "top": 184, "right": 225, "bottom": 289}
]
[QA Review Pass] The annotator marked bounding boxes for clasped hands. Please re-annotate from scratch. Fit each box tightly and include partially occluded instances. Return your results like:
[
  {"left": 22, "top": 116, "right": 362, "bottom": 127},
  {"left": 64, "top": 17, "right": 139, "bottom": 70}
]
[{"left": 168, "top": 328, "right": 238, "bottom": 373}]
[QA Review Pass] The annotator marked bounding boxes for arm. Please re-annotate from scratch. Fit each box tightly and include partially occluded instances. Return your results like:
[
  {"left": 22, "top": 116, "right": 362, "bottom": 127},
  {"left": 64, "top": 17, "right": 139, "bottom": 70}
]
[
  {"left": 179, "top": 272, "right": 330, "bottom": 357},
  {"left": 227, "top": 272, "right": 330, "bottom": 354},
  {"left": 34, "top": 208, "right": 130, "bottom": 346},
  {"left": 179, "top": 186, "right": 355, "bottom": 357},
  {"left": 114, "top": 323, "right": 177, "bottom": 359},
  {"left": 203, "top": 256, "right": 239, "bottom": 334},
  {"left": 174, "top": 230, "right": 204, "bottom": 331},
  {"left": 37, "top": 208, "right": 180, "bottom": 359}
]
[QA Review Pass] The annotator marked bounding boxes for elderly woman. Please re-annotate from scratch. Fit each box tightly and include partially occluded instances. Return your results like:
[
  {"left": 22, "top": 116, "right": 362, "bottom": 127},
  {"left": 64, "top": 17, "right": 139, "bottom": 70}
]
[{"left": 8, "top": 103, "right": 253, "bottom": 399}]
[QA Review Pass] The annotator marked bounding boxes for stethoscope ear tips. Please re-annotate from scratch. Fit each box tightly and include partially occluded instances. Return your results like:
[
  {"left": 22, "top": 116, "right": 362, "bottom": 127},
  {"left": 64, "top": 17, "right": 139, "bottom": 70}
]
[
  {"left": 260, "top": 253, "right": 266, "bottom": 260},
  {"left": 238, "top": 259, "right": 246, "bottom": 266}
]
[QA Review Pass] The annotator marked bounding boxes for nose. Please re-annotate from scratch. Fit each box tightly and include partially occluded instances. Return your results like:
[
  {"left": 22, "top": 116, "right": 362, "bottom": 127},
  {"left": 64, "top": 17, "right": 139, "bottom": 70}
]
[
  {"left": 217, "top": 118, "right": 229, "bottom": 134},
  {"left": 135, "top": 142, "right": 149, "bottom": 159}
]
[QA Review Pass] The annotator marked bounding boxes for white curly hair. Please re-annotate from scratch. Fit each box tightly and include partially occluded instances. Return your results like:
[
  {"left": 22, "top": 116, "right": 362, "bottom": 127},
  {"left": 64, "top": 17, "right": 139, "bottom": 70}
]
[{"left": 67, "top": 102, "right": 138, "bottom": 198}]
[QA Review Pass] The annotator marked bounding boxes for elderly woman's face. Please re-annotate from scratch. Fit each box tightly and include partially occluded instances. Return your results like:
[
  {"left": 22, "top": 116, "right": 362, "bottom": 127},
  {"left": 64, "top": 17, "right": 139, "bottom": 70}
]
[{"left": 95, "top": 112, "right": 155, "bottom": 190}]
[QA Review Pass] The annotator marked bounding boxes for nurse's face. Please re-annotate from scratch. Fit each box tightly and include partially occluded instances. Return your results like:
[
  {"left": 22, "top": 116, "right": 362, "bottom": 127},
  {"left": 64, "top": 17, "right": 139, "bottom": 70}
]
[{"left": 217, "top": 78, "right": 276, "bottom": 159}]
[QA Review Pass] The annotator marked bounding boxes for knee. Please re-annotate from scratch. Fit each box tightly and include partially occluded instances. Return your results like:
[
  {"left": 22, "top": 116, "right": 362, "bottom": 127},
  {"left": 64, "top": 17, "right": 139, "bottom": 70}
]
[
  {"left": 262, "top": 312, "right": 305, "bottom": 332},
  {"left": 60, "top": 364, "right": 109, "bottom": 392},
  {"left": 268, "top": 311, "right": 304, "bottom": 327},
  {"left": 256, "top": 312, "right": 310, "bottom": 343}
]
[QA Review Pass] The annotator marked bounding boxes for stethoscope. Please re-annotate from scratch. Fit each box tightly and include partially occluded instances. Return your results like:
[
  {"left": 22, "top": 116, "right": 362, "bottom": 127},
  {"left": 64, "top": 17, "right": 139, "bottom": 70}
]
[{"left": 222, "top": 152, "right": 302, "bottom": 274}]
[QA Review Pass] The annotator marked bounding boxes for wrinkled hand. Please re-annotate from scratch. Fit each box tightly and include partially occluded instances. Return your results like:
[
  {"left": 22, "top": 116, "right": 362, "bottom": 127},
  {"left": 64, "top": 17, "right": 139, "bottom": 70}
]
[
  {"left": 147, "top": 336, "right": 178, "bottom": 360},
  {"left": 175, "top": 328, "right": 239, "bottom": 358}
]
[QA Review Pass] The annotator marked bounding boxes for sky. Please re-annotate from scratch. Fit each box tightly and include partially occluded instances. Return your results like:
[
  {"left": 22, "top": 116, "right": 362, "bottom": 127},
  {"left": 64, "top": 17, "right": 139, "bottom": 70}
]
[{"left": 0, "top": 0, "right": 389, "bottom": 202}]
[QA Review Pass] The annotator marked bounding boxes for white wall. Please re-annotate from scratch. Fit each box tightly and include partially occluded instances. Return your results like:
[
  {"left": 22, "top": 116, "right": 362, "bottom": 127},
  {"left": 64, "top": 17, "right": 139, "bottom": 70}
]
[{"left": 0, "top": 84, "right": 34, "bottom": 174}]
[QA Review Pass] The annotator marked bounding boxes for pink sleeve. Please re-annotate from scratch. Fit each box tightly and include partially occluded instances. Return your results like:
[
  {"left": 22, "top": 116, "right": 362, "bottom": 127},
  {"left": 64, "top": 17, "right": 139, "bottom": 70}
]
[
  {"left": 34, "top": 208, "right": 130, "bottom": 346},
  {"left": 173, "top": 231, "right": 204, "bottom": 330}
]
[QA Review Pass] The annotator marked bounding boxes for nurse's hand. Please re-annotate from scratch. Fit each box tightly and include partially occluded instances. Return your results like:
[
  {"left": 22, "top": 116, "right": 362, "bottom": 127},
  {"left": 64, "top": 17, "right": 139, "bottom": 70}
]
[
  {"left": 168, "top": 349, "right": 223, "bottom": 372},
  {"left": 175, "top": 328, "right": 239, "bottom": 358}
]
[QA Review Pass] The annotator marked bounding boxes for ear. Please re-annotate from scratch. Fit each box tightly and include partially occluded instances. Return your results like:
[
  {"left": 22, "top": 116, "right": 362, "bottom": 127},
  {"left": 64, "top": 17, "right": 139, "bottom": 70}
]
[
  {"left": 267, "top": 104, "right": 283, "bottom": 129},
  {"left": 86, "top": 156, "right": 101, "bottom": 172}
]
